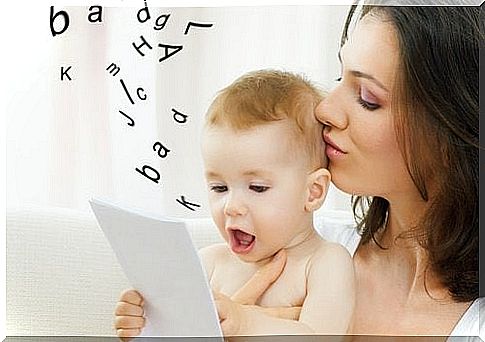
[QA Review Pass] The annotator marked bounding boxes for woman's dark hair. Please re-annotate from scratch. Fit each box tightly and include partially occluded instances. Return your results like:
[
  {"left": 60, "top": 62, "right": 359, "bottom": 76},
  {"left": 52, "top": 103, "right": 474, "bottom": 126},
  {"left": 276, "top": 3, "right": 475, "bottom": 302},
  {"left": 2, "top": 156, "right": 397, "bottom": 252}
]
[{"left": 342, "top": 5, "right": 482, "bottom": 302}]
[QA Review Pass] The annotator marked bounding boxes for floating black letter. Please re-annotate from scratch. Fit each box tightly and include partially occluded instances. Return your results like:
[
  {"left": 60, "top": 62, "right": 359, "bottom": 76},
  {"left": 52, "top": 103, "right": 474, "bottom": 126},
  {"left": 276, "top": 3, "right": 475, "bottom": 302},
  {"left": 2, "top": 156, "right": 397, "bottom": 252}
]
[
  {"left": 137, "top": 0, "right": 151, "bottom": 23},
  {"left": 153, "top": 142, "right": 170, "bottom": 158},
  {"left": 133, "top": 35, "right": 153, "bottom": 57},
  {"left": 88, "top": 6, "right": 103, "bottom": 23},
  {"left": 176, "top": 195, "right": 201, "bottom": 211},
  {"left": 135, "top": 165, "right": 160, "bottom": 184},
  {"left": 61, "top": 66, "right": 72, "bottom": 81},
  {"left": 172, "top": 108, "right": 188, "bottom": 124},
  {"left": 50, "top": 6, "right": 70, "bottom": 37},
  {"left": 157, "top": 43, "right": 183, "bottom": 63}
]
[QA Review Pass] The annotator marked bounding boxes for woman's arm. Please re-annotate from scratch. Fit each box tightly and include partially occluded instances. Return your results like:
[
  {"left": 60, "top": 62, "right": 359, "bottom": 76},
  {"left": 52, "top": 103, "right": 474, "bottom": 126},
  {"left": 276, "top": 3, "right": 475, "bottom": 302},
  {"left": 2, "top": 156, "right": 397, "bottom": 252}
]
[{"left": 215, "top": 244, "right": 355, "bottom": 336}]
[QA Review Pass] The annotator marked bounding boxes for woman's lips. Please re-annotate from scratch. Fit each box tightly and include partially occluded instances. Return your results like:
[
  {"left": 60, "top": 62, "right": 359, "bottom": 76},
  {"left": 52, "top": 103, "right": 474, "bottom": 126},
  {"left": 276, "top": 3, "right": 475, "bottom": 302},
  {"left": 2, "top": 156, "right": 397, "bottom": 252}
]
[
  {"left": 323, "top": 134, "right": 347, "bottom": 158},
  {"left": 227, "top": 228, "right": 255, "bottom": 254}
]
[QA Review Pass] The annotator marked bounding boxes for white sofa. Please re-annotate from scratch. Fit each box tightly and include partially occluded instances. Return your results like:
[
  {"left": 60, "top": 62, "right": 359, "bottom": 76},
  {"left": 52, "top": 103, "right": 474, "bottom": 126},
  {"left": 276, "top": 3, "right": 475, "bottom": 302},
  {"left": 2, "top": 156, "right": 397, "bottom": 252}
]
[{"left": 6, "top": 205, "right": 354, "bottom": 336}]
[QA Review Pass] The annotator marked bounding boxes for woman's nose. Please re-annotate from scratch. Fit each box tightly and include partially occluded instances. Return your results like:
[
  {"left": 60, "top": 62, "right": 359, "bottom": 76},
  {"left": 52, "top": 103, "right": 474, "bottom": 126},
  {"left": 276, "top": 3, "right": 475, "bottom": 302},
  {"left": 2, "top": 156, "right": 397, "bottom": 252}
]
[
  {"left": 315, "top": 87, "right": 348, "bottom": 130},
  {"left": 223, "top": 193, "right": 248, "bottom": 217}
]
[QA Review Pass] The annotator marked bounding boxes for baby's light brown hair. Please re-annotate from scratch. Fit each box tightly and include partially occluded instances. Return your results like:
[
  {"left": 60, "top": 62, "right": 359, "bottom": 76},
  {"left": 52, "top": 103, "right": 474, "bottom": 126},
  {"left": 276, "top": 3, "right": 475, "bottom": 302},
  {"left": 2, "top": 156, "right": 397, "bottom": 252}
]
[{"left": 205, "top": 69, "right": 327, "bottom": 170}]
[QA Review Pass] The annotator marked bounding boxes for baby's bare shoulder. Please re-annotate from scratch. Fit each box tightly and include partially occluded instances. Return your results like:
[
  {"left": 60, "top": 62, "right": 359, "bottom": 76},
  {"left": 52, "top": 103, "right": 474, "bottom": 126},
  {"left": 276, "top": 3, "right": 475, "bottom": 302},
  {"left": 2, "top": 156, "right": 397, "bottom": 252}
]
[
  {"left": 309, "top": 239, "right": 353, "bottom": 269},
  {"left": 198, "top": 243, "right": 231, "bottom": 262}
]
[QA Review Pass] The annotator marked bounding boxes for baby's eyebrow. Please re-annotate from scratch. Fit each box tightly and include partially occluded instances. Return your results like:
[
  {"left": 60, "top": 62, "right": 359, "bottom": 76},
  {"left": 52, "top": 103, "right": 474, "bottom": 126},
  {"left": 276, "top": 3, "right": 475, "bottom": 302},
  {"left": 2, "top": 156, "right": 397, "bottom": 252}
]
[
  {"left": 242, "top": 169, "right": 271, "bottom": 177},
  {"left": 205, "top": 171, "right": 221, "bottom": 178}
]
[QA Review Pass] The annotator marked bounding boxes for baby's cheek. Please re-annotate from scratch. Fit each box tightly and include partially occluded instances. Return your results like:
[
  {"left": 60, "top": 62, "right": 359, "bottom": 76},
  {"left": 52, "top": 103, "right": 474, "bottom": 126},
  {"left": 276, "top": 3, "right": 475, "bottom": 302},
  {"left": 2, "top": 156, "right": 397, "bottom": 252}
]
[{"left": 208, "top": 202, "right": 226, "bottom": 238}]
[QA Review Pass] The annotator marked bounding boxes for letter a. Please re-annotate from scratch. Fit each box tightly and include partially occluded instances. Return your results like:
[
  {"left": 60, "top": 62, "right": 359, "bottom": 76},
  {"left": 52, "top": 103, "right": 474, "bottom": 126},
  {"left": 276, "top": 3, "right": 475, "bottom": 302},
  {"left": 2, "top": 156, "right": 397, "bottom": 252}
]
[
  {"left": 50, "top": 6, "right": 70, "bottom": 37},
  {"left": 88, "top": 6, "right": 103, "bottom": 23},
  {"left": 157, "top": 43, "right": 183, "bottom": 63},
  {"left": 153, "top": 142, "right": 171, "bottom": 158}
]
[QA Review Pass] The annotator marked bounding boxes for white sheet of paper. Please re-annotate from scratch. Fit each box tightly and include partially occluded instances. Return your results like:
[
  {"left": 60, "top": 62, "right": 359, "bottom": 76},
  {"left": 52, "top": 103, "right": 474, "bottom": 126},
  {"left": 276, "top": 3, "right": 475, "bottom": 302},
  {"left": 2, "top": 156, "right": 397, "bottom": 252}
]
[{"left": 89, "top": 198, "right": 223, "bottom": 338}]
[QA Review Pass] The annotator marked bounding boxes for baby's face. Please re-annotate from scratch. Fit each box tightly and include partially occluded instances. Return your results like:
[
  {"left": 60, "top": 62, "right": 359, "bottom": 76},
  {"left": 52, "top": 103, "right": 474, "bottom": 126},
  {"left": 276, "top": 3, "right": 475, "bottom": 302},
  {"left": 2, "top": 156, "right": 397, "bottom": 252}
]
[{"left": 201, "top": 121, "right": 314, "bottom": 263}]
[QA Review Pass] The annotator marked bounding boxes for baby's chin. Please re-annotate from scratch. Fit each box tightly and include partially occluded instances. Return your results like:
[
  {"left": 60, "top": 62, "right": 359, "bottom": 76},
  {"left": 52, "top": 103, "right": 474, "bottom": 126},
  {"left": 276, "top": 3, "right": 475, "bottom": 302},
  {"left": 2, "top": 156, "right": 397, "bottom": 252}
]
[{"left": 231, "top": 247, "right": 282, "bottom": 265}]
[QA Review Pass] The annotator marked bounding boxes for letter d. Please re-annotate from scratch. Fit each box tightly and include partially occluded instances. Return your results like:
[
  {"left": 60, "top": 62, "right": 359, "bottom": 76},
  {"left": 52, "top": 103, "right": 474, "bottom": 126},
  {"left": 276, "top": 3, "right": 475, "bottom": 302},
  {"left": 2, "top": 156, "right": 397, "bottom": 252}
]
[
  {"left": 137, "top": 0, "right": 151, "bottom": 23},
  {"left": 50, "top": 6, "right": 70, "bottom": 37}
]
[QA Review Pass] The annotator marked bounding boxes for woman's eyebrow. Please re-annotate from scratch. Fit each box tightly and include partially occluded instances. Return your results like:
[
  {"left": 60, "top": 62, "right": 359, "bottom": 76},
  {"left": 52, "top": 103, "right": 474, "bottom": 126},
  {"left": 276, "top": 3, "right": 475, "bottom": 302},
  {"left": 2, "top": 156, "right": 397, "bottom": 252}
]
[
  {"left": 338, "top": 49, "right": 389, "bottom": 93},
  {"left": 350, "top": 70, "right": 389, "bottom": 92}
]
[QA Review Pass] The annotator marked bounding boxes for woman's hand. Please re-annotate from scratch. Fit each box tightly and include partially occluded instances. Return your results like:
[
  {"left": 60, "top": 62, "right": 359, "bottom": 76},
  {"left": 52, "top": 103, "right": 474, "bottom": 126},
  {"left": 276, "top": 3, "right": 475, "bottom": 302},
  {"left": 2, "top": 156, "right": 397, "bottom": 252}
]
[
  {"left": 114, "top": 289, "right": 145, "bottom": 341},
  {"left": 214, "top": 249, "right": 302, "bottom": 335},
  {"left": 230, "top": 249, "right": 287, "bottom": 305}
]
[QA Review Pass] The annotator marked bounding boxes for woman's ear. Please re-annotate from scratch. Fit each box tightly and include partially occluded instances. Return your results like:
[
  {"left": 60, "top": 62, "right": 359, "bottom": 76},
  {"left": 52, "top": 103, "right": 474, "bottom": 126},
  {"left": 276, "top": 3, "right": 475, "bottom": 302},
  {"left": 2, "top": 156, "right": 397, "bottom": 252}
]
[{"left": 305, "top": 168, "right": 331, "bottom": 212}]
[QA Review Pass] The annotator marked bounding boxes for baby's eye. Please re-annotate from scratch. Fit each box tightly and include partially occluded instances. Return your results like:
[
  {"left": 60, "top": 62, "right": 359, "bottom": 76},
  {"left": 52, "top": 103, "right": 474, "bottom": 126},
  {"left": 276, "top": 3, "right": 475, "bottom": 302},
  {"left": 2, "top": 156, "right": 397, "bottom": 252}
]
[
  {"left": 249, "top": 185, "right": 270, "bottom": 193},
  {"left": 210, "top": 185, "right": 227, "bottom": 193}
]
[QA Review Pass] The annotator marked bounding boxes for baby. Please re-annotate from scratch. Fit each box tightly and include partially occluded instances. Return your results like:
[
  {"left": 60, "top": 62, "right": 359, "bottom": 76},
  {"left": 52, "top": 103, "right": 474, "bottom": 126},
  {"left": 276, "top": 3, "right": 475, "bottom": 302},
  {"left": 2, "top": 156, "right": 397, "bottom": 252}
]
[{"left": 115, "top": 70, "right": 355, "bottom": 337}]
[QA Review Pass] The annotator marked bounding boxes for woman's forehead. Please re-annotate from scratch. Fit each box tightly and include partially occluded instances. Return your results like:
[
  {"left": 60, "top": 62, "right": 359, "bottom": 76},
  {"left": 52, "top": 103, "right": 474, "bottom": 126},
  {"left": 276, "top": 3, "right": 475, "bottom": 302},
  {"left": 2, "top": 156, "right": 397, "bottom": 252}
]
[{"left": 340, "top": 15, "right": 399, "bottom": 91}]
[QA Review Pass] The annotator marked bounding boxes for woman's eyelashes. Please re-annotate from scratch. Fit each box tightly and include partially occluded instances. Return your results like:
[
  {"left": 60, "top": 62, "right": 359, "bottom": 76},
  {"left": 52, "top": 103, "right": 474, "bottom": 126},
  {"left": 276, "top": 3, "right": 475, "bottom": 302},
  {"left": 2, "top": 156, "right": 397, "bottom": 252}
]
[{"left": 358, "top": 86, "right": 381, "bottom": 111}]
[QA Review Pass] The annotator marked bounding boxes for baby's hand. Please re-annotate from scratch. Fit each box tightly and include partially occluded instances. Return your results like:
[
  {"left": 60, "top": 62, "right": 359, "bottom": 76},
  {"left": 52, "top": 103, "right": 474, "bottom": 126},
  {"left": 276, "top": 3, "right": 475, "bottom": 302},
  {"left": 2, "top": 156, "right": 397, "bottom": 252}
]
[{"left": 114, "top": 289, "right": 145, "bottom": 341}]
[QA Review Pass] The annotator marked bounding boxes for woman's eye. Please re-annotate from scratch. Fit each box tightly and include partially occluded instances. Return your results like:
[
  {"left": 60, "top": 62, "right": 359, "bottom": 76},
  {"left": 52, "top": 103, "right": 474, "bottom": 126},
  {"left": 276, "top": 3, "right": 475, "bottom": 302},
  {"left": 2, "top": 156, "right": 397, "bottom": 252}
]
[
  {"left": 210, "top": 185, "right": 227, "bottom": 193},
  {"left": 358, "top": 98, "right": 380, "bottom": 111},
  {"left": 249, "top": 185, "right": 270, "bottom": 193},
  {"left": 358, "top": 87, "right": 380, "bottom": 111}
]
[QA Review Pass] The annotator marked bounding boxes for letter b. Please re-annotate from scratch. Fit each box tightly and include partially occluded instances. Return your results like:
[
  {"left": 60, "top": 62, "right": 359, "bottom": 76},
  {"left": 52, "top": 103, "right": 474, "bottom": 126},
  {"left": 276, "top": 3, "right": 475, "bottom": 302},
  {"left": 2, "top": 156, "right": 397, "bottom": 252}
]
[
  {"left": 135, "top": 164, "right": 160, "bottom": 184},
  {"left": 50, "top": 6, "right": 70, "bottom": 37}
]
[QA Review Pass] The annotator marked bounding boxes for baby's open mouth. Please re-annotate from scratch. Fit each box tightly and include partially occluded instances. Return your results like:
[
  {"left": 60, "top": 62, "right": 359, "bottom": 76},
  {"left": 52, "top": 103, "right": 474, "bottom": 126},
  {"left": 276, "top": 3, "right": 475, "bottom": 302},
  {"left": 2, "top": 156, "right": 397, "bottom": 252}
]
[{"left": 228, "top": 228, "right": 256, "bottom": 254}]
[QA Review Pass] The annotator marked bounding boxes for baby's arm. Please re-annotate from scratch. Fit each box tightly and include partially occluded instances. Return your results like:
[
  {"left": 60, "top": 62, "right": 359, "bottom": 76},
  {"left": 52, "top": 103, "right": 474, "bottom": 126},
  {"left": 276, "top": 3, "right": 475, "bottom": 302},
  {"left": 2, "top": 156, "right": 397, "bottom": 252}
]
[
  {"left": 198, "top": 243, "right": 228, "bottom": 283},
  {"left": 298, "top": 243, "right": 355, "bottom": 334},
  {"left": 217, "top": 243, "right": 355, "bottom": 335}
]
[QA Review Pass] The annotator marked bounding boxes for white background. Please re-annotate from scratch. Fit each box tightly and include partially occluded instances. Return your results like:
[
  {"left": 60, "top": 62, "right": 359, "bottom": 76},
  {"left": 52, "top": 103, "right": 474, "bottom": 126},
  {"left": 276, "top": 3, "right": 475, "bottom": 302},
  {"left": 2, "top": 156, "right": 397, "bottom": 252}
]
[{"left": 3, "top": 0, "right": 357, "bottom": 338}]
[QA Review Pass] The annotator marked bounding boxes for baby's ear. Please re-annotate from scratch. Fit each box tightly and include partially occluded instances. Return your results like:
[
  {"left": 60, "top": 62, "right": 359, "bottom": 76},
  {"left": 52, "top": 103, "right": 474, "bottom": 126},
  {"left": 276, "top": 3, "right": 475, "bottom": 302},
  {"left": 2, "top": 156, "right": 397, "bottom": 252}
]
[{"left": 305, "top": 168, "right": 331, "bottom": 212}]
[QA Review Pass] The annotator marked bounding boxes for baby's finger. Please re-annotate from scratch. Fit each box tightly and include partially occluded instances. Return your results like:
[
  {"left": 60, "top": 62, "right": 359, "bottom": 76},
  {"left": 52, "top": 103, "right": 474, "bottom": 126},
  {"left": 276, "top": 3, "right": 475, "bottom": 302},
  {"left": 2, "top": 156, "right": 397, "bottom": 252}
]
[
  {"left": 220, "top": 316, "right": 239, "bottom": 337},
  {"left": 215, "top": 300, "right": 235, "bottom": 336},
  {"left": 259, "top": 306, "right": 301, "bottom": 320},
  {"left": 115, "top": 316, "right": 146, "bottom": 330},
  {"left": 214, "top": 295, "right": 230, "bottom": 322},
  {"left": 232, "top": 249, "right": 287, "bottom": 305},
  {"left": 115, "top": 302, "right": 144, "bottom": 317},
  {"left": 117, "top": 327, "right": 141, "bottom": 338},
  {"left": 119, "top": 289, "right": 144, "bottom": 306},
  {"left": 213, "top": 291, "right": 230, "bottom": 302}
]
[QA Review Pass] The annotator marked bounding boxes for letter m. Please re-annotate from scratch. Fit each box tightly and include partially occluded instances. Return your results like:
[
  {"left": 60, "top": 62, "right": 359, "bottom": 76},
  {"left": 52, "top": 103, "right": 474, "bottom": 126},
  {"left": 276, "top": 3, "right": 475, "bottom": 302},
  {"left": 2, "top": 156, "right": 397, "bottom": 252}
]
[{"left": 106, "top": 62, "right": 120, "bottom": 76}]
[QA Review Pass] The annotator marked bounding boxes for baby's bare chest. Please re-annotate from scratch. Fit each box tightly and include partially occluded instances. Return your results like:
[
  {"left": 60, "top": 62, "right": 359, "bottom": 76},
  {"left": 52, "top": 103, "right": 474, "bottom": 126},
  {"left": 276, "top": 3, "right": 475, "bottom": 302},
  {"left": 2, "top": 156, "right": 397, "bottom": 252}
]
[{"left": 210, "top": 257, "right": 309, "bottom": 307}]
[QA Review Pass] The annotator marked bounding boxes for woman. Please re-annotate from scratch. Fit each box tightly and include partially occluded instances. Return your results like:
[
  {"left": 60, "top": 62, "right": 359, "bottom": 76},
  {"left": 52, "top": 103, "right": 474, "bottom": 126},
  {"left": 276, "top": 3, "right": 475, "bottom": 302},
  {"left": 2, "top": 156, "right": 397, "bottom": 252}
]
[
  {"left": 215, "top": 4, "right": 481, "bottom": 337},
  {"left": 115, "top": 4, "right": 482, "bottom": 338}
]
